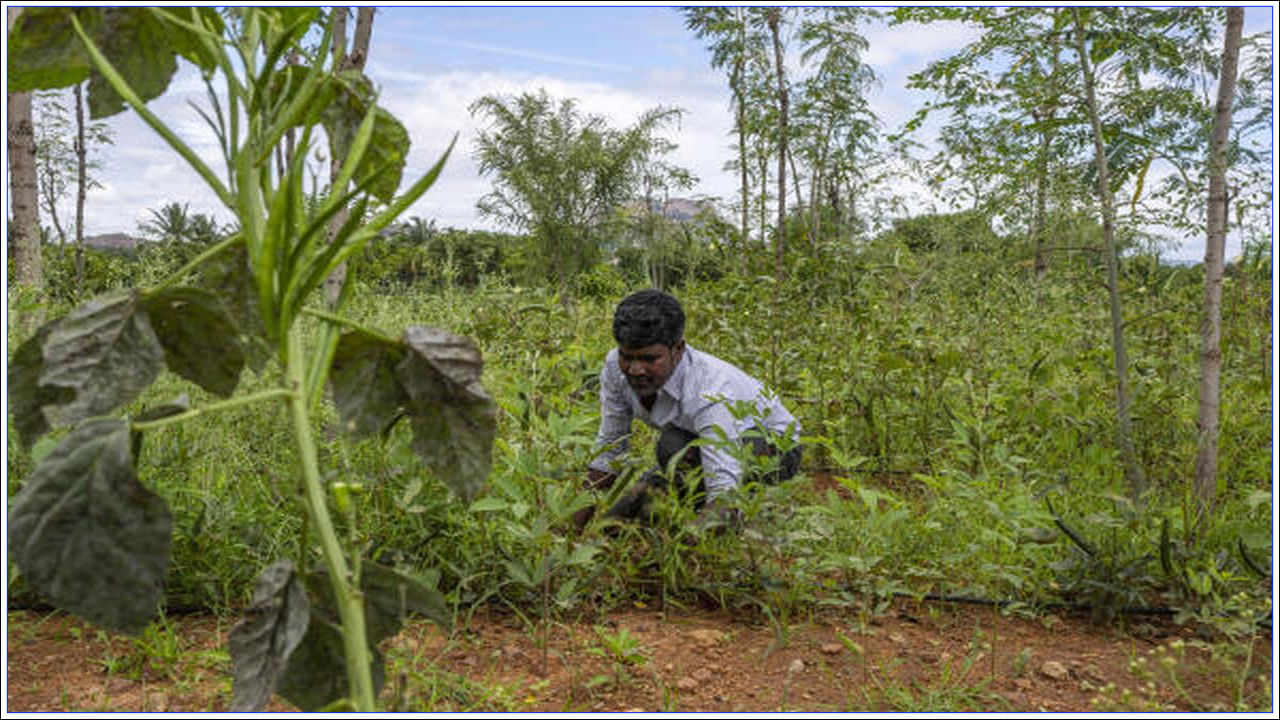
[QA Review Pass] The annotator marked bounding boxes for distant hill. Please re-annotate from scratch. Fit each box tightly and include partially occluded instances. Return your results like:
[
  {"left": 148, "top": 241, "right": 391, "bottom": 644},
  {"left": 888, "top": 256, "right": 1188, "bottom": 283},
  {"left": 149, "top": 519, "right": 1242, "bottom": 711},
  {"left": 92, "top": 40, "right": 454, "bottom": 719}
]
[
  {"left": 623, "top": 197, "right": 718, "bottom": 223},
  {"left": 84, "top": 233, "right": 140, "bottom": 255}
]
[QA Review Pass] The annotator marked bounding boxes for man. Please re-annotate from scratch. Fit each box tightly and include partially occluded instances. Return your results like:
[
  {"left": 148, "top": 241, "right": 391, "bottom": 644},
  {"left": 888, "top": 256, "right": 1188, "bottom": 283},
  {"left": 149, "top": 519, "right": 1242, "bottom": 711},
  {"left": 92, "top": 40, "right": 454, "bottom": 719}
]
[{"left": 580, "top": 289, "right": 801, "bottom": 530}]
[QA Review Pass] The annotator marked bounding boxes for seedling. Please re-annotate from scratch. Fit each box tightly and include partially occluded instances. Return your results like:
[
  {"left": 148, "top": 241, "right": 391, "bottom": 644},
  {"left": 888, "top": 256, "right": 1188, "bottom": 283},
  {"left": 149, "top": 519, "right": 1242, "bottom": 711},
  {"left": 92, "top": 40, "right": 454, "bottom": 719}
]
[{"left": 7, "top": 8, "right": 490, "bottom": 711}]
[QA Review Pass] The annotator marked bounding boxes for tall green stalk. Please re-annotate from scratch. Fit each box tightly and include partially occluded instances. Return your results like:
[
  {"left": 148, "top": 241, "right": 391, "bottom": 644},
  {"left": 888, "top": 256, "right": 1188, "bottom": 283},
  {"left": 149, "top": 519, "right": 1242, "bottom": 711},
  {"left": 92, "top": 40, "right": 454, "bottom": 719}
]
[{"left": 285, "top": 324, "right": 375, "bottom": 709}]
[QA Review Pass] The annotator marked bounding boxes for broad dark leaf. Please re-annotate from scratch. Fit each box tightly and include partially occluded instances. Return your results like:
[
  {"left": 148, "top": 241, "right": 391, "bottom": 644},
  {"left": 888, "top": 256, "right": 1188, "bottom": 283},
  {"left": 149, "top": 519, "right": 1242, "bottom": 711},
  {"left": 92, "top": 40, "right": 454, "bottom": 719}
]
[
  {"left": 228, "top": 560, "right": 311, "bottom": 712},
  {"left": 142, "top": 287, "right": 245, "bottom": 397},
  {"left": 7, "top": 321, "right": 75, "bottom": 449},
  {"left": 330, "top": 330, "right": 407, "bottom": 440},
  {"left": 38, "top": 290, "right": 165, "bottom": 430},
  {"left": 197, "top": 242, "right": 271, "bottom": 369},
  {"left": 360, "top": 562, "right": 453, "bottom": 639},
  {"left": 275, "top": 560, "right": 447, "bottom": 710},
  {"left": 276, "top": 616, "right": 386, "bottom": 712},
  {"left": 321, "top": 70, "right": 410, "bottom": 204},
  {"left": 395, "top": 326, "right": 496, "bottom": 503},
  {"left": 8, "top": 8, "right": 222, "bottom": 117},
  {"left": 7, "top": 418, "right": 172, "bottom": 635}
]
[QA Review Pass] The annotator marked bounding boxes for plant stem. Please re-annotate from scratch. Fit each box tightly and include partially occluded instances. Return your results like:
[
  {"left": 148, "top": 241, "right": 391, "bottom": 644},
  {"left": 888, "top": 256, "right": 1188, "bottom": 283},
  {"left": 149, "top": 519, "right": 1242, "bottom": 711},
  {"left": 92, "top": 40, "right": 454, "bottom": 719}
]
[
  {"left": 130, "top": 388, "right": 293, "bottom": 431},
  {"left": 286, "top": 325, "right": 376, "bottom": 710}
]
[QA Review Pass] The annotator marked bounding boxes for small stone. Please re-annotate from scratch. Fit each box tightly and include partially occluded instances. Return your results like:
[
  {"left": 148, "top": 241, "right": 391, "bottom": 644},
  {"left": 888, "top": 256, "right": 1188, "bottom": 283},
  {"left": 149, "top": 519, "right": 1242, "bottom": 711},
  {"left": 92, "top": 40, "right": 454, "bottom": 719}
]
[
  {"left": 677, "top": 677, "right": 699, "bottom": 691},
  {"left": 788, "top": 658, "right": 805, "bottom": 673},
  {"left": 820, "top": 643, "right": 843, "bottom": 655},
  {"left": 146, "top": 692, "right": 170, "bottom": 712},
  {"left": 1039, "top": 660, "right": 1069, "bottom": 680},
  {"left": 715, "top": 694, "right": 728, "bottom": 703},
  {"left": 664, "top": 662, "right": 674, "bottom": 672},
  {"left": 689, "top": 629, "right": 724, "bottom": 648}
]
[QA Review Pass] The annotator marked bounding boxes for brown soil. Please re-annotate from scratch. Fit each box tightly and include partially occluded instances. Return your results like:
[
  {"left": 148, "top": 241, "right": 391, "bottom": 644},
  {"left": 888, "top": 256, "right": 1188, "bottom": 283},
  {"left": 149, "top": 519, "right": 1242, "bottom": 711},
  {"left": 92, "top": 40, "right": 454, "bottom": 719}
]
[{"left": 6, "top": 600, "right": 1272, "bottom": 713}]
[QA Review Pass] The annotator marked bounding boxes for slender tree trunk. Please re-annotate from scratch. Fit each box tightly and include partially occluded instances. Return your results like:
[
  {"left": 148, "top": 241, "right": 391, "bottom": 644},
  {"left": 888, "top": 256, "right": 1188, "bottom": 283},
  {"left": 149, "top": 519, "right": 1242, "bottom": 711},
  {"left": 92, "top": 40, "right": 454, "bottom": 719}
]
[
  {"left": 1193, "top": 7, "right": 1244, "bottom": 530},
  {"left": 733, "top": 47, "right": 749, "bottom": 274},
  {"left": 1072, "top": 9, "right": 1146, "bottom": 500},
  {"left": 325, "top": 7, "right": 375, "bottom": 307},
  {"left": 8, "top": 7, "right": 43, "bottom": 290},
  {"left": 1031, "top": 109, "right": 1052, "bottom": 279},
  {"left": 74, "top": 83, "right": 88, "bottom": 298},
  {"left": 766, "top": 7, "right": 788, "bottom": 277}
]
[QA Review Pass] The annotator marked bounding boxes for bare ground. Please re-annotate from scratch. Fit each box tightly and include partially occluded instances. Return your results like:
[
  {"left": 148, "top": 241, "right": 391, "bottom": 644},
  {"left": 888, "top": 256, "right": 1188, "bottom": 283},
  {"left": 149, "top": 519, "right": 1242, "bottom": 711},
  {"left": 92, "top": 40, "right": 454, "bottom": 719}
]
[{"left": 6, "top": 598, "right": 1273, "bottom": 714}]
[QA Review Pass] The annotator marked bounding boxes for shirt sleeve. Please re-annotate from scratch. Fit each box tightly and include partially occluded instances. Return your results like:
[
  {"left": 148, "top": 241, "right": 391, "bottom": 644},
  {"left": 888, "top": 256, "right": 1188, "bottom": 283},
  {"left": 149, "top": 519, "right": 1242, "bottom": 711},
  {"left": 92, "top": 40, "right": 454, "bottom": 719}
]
[
  {"left": 589, "top": 357, "right": 633, "bottom": 474},
  {"left": 693, "top": 399, "right": 743, "bottom": 499}
]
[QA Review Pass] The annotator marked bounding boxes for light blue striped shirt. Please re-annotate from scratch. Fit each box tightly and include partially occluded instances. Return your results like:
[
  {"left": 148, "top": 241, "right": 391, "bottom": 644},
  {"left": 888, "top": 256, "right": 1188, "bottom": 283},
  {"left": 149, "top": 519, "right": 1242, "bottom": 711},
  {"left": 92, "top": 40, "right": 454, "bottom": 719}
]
[{"left": 589, "top": 345, "right": 799, "bottom": 497}]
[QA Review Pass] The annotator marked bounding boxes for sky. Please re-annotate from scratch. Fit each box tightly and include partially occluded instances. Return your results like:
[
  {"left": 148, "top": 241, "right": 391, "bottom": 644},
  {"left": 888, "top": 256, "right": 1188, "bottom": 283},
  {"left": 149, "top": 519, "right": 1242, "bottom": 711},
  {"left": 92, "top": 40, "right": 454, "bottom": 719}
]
[{"left": 5, "top": 3, "right": 1276, "bottom": 263}]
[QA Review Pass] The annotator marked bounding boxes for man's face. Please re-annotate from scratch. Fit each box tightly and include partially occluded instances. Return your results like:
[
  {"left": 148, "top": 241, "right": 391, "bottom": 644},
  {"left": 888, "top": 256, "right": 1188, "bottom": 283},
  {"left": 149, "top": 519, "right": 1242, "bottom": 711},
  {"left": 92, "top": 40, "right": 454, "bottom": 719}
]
[{"left": 617, "top": 340, "right": 684, "bottom": 398}]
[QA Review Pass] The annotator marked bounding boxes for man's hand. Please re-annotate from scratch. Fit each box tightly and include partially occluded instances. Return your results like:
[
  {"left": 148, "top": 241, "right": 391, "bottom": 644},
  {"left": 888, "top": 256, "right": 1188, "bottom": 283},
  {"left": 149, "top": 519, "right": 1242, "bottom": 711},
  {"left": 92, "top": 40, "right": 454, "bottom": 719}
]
[
  {"left": 696, "top": 498, "right": 742, "bottom": 534},
  {"left": 586, "top": 468, "right": 617, "bottom": 492}
]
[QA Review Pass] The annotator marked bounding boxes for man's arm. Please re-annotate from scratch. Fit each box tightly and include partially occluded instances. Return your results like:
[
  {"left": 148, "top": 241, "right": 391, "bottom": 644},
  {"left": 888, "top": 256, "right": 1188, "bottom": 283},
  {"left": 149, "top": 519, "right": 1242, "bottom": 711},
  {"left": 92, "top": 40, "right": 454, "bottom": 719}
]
[
  {"left": 694, "top": 403, "right": 743, "bottom": 500},
  {"left": 587, "top": 355, "right": 632, "bottom": 489}
]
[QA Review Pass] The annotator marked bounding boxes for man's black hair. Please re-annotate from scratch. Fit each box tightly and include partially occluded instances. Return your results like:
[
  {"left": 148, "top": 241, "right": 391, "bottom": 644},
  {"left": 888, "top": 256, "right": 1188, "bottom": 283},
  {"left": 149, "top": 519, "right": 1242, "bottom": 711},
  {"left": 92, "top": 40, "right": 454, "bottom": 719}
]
[{"left": 612, "top": 289, "right": 685, "bottom": 348}]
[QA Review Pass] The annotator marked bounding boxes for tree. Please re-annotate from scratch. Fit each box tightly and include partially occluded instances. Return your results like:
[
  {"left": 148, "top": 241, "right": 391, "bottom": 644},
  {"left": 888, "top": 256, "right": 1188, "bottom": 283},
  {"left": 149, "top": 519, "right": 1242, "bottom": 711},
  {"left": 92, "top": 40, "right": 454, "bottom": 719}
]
[
  {"left": 324, "top": 6, "right": 376, "bottom": 307},
  {"left": 794, "top": 7, "right": 879, "bottom": 246},
  {"left": 469, "top": 89, "right": 685, "bottom": 289},
  {"left": 8, "top": 6, "right": 43, "bottom": 290},
  {"left": 32, "top": 88, "right": 111, "bottom": 249},
  {"left": 1193, "top": 7, "right": 1244, "bottom": 528},
  {"left": 765, "top": 7, "right": 789, "bottom": 277},
  {"left": 1072, "top": 8, "right": 1147, "bottom": 501},
  {"left": 683, "top": 6, "right": 764, "bottom": 268}
]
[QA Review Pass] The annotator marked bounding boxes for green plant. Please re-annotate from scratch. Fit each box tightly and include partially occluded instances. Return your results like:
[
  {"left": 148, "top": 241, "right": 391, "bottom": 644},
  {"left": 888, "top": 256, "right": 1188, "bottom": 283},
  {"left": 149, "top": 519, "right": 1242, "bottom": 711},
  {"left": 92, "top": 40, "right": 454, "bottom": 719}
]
[
  {"left": 587, "top": 625, "right": 650, "bottom": 681},
  {"left": 6, "top": 7, "right": 491, "bottom": 711}
]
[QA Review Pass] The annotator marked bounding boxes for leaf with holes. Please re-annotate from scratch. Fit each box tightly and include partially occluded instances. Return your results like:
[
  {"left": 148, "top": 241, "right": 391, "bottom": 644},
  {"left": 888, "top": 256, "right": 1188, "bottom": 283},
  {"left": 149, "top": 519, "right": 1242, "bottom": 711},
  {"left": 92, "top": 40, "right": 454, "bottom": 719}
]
[
  {"left": 7, "top": 417, "right": 172, "bottom": 635},
  {"left": 228, "top": 560, "right": 311, "bottom": 712}
]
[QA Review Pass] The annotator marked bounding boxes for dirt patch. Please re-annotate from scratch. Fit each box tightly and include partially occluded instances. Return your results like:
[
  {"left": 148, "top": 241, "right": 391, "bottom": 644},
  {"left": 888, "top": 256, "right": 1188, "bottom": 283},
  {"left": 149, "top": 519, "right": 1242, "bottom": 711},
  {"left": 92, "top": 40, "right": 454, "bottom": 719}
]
[{"left": 7, "top": 600, "right": 1271, "bottom": 713}]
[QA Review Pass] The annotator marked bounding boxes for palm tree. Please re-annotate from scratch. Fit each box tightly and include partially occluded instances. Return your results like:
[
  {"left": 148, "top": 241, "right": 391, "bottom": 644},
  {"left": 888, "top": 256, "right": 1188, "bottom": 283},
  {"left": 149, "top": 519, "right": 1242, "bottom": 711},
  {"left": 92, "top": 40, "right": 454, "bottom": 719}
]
[{"left": 138, "top": 201, "right": 194, "bottom": 244}]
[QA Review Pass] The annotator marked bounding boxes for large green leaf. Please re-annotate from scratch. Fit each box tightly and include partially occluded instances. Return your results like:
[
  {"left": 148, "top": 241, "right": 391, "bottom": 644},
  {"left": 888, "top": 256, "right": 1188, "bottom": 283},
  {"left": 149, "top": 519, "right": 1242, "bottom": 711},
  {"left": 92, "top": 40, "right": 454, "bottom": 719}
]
[
  {"left": 395, "top": 326, "right": 496, "bottom": 503},
  {"left": 321, "top": 70, "right": 410, "bottom": 204},
  {"left": 7, "top": 7, "right": 222, "bottom": 117},
  {"left": 7, "top": 418, "right": 173, "bottom": 636},
  {"left": 142, "top": 286, "right": 245, "bottom": 397},
  {"left": 228, "top": 560, "right": 311, "bottom": 712},
  {"left": 329, "top": 329, "right": 407, "bottom": 439},
  {"left": 6, "top": 321, "right": 75, "bottom": 449},
  {"left": 197, "top": 242, "right": 272, "bottom": 369},
  {"left": 38, "top": 290, "right": 165, "bottom": 430}
]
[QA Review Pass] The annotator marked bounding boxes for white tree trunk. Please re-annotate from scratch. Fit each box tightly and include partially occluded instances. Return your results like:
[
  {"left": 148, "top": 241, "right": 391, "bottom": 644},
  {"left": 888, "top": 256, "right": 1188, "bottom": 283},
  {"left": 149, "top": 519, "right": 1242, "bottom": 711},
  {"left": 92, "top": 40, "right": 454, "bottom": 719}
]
[
  {"left": 325, "top": 7, "right": 376, "bottom": 306},
  {"left": 1193, "top": 7, "right": 1244, "bottom": 527},
  {"left": 8, "top": 7, "right": 43, "bottom": 290}
]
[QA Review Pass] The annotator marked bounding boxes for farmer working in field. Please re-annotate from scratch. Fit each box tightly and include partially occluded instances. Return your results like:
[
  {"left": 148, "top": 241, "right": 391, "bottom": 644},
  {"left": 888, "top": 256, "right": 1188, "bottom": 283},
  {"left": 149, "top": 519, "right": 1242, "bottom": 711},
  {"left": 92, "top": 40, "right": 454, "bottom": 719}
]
[{"left": 577, "top": 289, "right": 801, "bottom": 531}]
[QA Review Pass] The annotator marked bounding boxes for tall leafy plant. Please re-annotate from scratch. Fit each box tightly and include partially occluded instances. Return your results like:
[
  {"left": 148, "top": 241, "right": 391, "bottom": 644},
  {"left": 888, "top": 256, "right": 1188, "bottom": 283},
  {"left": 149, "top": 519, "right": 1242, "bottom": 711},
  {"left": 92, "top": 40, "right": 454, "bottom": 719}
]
[{"left": 6, "top": 7, "right": 493, "bottom": 711}]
